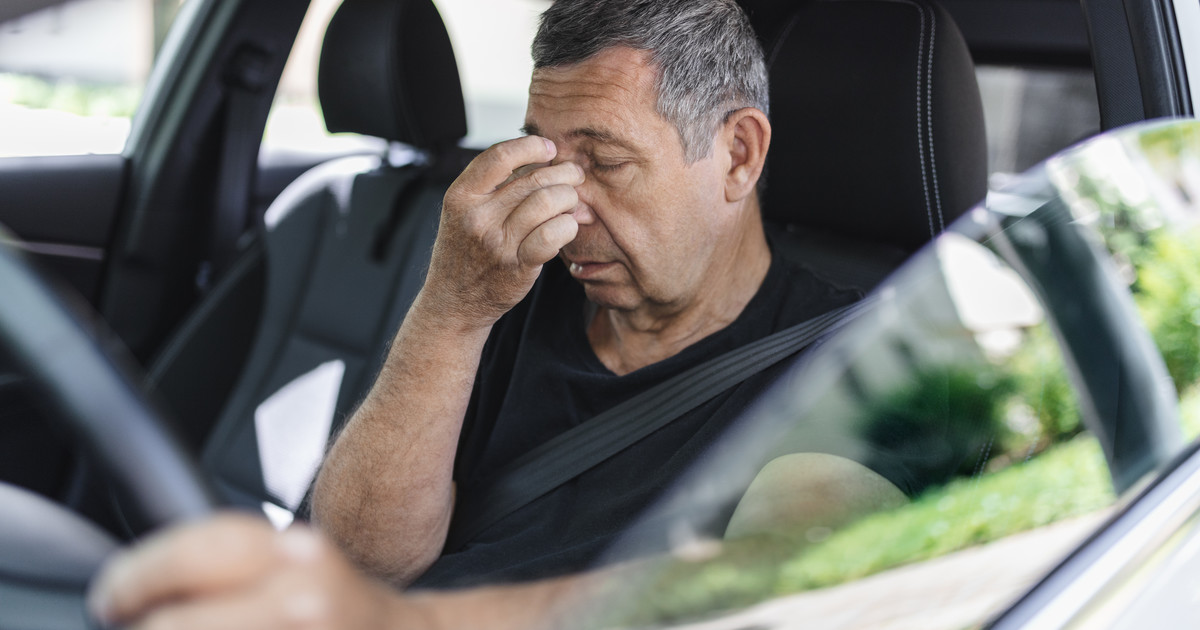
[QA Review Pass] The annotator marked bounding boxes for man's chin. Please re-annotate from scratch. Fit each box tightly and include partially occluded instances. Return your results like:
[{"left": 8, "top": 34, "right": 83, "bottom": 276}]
[{"left": 580, "top": 283, "right": 639, "bottom": 313}]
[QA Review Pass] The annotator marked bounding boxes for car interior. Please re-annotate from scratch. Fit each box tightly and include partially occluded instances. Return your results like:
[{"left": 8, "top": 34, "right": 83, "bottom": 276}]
[
  {"left": 136, "top": 0, "right": 992, "bottom": 531},
  {"left": 0, "top": 0, "right": 1195, "bottom": 624},
  {"left": 0, "top": 0, "right": 1005, "bottom": 533}
]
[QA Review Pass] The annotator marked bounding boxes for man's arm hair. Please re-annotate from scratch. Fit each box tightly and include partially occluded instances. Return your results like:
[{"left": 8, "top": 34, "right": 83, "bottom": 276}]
[
  {"left": 309, "top": 135, "right": 582, "bottom": 587},
  {"left": 311, "top": 293, "right": 492, "bottom": 586}
]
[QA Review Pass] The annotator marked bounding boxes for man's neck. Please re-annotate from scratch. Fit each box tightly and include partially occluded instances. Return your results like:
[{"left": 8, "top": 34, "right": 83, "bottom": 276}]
[{"left": 587, "top": 219, "right": 772, "bottom": 376}]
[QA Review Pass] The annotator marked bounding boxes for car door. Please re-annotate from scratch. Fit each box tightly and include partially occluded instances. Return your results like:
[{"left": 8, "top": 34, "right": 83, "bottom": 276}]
[
  {"left": 0, "top": 0, "right": 161, "bottom": 304},
  {"left": 0, "top": 0, "right": 310, "bottom": 517}
]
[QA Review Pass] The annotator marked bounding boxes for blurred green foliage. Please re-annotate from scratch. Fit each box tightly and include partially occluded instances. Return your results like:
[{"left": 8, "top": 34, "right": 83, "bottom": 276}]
[
  {"left": 1134, "top": 231, "right": 1200, "bottom": 393},
  {"left": 0, "top": 73, "right": 141, "bottom": 118},
  {"left": 1008, "top": 324, "right": 1082, "bottom": 444},
  {"left": 858, "top": 366, "right": 1016, "bottom": 491},
  {"left": 1065, "top": 130, "right": 1200, "bottom": 396}
]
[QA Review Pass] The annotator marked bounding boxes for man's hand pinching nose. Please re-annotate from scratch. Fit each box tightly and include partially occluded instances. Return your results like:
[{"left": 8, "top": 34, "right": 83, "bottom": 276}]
[
  {"left": 423, "top": 134, "right": 584, "bottom": 327},
  {"left": 498, "top": 161, "right": 553, "bottom": 191}
]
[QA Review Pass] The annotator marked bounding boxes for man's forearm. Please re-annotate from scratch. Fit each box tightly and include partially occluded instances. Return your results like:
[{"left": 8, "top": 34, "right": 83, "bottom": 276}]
[
  {"left": 311, "top": 135, "right": 580, "bottom": 587},
  {"left": 311, "top": 291, "right": 493, "bottom": 587}
]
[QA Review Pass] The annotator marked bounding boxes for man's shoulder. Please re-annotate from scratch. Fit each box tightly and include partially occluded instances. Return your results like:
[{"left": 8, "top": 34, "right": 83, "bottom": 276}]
[{"left": 768, "top": 250, "right": 865, "bottom": 327}]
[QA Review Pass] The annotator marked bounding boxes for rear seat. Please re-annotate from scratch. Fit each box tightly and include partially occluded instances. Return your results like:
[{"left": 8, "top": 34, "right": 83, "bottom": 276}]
[{"left": 146, "top": 0, "right": 472, "bottom": 521}]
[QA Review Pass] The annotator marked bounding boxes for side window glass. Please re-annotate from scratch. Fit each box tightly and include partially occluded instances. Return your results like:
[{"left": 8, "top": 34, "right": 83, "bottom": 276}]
[
  {"left": 0, "top": 0, "right": 186, "bottom": 157},
  {"left": 592, "top": 123, "right": 1200, "bottom": 628},
  {"left": 978, "top": 65, "right": 1101, "bottom": 187},
  {"left": 597, "top": 237, "right": 1124, "bottom": 629},
  {"left": 1051, "top": 127, "right": 1200, "bottom": 440}
]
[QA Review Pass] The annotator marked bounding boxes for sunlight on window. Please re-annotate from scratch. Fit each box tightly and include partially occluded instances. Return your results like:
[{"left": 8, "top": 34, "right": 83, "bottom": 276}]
[{"left": 0, "top": 0, "right": 185, "bottom": 157}]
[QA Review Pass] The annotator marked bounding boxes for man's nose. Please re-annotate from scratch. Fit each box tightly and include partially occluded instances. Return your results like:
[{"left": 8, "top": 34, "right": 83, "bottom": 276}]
[
  {"left": 552, "top": 158, "right": 596, "bottom": 224},
  {"left": 570, "top": 197, "right": 597, "bottom": 225}
]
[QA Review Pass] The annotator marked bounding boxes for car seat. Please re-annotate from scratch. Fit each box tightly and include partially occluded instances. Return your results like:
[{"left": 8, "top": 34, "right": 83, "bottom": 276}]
[
  {"left": 145, "top": 0, "right": 471, "bottom": 520},
  {"left": 760, "top": 0, "right": 987, "bottom": 291}
]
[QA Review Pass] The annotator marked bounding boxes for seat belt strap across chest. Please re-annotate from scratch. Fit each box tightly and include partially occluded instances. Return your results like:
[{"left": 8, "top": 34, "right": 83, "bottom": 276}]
[{"left": 445, "top": 297, "right": 875, "bottom": 551}]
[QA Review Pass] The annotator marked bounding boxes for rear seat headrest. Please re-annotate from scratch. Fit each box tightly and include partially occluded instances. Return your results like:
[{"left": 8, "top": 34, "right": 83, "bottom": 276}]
[
  {"left": 318, "top": 0, "right": 468, "bottom": 149},
  {"left": 762, "top": 0, "right": 987, "bottom": 253}
]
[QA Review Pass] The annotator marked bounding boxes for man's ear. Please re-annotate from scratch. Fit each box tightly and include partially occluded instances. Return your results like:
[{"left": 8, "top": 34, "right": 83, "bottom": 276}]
[{"left": 720, "top": 108, "right": 771, "bottom": 203}]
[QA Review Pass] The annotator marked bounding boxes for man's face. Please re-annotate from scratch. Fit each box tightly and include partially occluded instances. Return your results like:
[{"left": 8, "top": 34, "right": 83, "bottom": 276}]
[{"left": 524, "top": 47, "right": 729, "bottom": 316}]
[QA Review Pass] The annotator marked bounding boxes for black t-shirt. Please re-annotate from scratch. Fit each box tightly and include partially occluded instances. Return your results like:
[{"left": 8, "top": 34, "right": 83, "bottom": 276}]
[{"left": 412, "top": 251, "right": 860, "bottom": 588}]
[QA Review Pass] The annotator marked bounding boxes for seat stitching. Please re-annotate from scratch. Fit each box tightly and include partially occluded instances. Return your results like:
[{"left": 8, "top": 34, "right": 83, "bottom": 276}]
[
  {"left": 926, "top": 5, "right": 945, "bottom": 233},
  {"left": 907, "top": 2, "right": 935, "bottom": 240},
  {"left": 795, "top": 0, "right": 937, "bottom": 239},
  {"left": 851, "top": 0, "right": 936, "bottom": 238}
]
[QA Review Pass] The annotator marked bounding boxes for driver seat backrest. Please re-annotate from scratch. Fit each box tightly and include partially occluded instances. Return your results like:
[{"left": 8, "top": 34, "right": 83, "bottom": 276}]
[
  {"left": 147, "top": 0, "right": 470, "bottom": 519},
  {"left": 761, "top": 0, "right": 986, "bottom": 291}
]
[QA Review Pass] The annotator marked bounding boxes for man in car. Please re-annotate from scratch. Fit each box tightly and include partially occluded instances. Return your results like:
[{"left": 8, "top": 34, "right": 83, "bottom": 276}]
[{"left": 88, "top": 0, "right": 907, "bottom": 627}]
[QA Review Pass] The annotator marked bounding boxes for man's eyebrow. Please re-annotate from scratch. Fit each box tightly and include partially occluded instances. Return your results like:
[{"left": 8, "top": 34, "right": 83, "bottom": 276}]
[
  {"left": 568, "top": 127, "right": 637, "bottom": 151},
  {"left": 519, "top": 124, "right": 638, "bottom": 152}
]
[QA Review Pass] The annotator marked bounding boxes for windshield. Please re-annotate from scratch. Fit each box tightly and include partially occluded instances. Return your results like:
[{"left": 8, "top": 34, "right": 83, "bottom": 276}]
[{"left": 585, "top": 120, "right": 1199, "bottom": 629}]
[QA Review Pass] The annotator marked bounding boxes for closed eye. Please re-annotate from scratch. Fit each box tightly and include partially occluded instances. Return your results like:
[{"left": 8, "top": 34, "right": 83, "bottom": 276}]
[{"left": 591, "top": 161, "right": 628, "bottom": 173}]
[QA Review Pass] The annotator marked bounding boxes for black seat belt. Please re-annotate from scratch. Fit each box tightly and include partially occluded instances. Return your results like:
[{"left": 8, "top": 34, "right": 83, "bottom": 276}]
[
  {"left": 445, "top": 297, "right": 875, "bottom": 551},
  {"left": 200, "top": 44, "right": 272, "bottom": 292}
]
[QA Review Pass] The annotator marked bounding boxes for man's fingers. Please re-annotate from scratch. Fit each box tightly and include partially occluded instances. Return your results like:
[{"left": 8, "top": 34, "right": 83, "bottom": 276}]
[
  {"left": 457, "top": 135, "right": 558, "bottom": 194},
  {"left": 497, "top": 161, "right": 552, "bottom": 190},
  {"left": 128, "top": 564, "right": 339, "bottom": 630},
  {"left": 494, "top": 160, "right": 584, "bottom": 202},
  {"left": 518, "top": 213, "right": 579, "bottom": 267},
  {"left": 504, "top": 183, "right": 579, "bottom": 242},
  {"left": 128, "top": 586, "right": 287, "bottom": 630},
  {"left": 89, "top": 514, "right": 302, "bottom": 625},
  {"left": 127, "top": 532, "right": 396, "bottom": 630}
]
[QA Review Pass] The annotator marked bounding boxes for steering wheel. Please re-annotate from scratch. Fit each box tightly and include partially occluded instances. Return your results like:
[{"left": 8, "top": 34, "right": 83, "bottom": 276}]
[{"left": 0, "top": 228, "right": 218, "bottom": 629}]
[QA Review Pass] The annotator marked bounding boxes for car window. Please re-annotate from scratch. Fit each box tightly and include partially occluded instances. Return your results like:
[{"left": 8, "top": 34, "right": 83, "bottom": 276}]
[
  {"left": 978, "top": 65, "right": 1101, "bottom": 186},
  {"left": 261, "top": 0, "right": 540, "bottom": 161},
  {"left": 583, "top": 121, "right": 1195, "bottom": 630},
  {"left": 0, "top": 0, "right": 188, "bottom": 157}
]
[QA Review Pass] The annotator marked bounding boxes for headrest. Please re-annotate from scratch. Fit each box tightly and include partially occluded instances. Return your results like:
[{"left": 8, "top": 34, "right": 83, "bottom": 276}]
[
  {"left": 762, "top": 0, "right": 986, "bottom": 253},
  {"left": 318, "top": 0, "right": 468, "bottom": 148}
]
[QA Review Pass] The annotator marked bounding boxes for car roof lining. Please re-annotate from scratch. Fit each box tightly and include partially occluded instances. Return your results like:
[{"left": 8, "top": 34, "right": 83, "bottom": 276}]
[{"left": 941, "top": 0, "right": 1092, "bottom": 68}]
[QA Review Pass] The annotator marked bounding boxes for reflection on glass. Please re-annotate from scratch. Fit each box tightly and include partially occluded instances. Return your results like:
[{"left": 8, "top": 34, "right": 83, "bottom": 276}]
[
  {"left": 1049, "top": 124, "right": 1200, "bottom": 440},
  {"left": 592, "top": 238, "right": 1114, "bottom": 629},
  {"left": 588, "top": 120, "right": 1200, "bottom": 630}
]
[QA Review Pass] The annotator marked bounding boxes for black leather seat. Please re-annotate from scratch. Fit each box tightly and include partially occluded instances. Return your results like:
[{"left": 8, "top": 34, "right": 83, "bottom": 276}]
[
  {"left": 147, "top": 0, "right": 471, "bottom": 518},
  {"left": 761, "top": 0, "right": 987, "bottom": 291}
]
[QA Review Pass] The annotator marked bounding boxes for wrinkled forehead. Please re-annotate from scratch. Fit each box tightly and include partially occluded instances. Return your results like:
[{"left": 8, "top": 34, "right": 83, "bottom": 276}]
[
  {"left": 528, "top": 47, "right": 658, "bottom": 107},
  {"left": 524, "top": 47, "right": 675, "bottom": 150}
]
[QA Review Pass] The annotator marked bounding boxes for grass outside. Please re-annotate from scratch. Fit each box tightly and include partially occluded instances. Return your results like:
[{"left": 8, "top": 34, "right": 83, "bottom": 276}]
[
  {"left": 612, "top": 382, "right": 1200, "bottom": 627},
  {"left": 612, "top": 432, "right": 1116, "bottom": 626},
  {"left": 774, "top": 383, "right": 1200, "bottom": 597}
]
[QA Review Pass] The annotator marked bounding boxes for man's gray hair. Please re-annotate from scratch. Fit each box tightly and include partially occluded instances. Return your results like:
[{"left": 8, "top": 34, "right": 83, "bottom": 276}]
[{"left": 532, "top": 0, "right": 769, "bottom": 163}]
